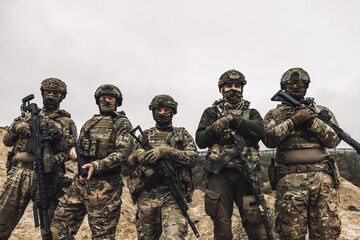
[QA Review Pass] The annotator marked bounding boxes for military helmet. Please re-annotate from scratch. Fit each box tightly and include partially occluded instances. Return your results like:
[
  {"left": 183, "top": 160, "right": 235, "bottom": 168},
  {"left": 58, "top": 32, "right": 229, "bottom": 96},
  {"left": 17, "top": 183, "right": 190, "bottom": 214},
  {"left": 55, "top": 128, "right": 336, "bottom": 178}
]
[
  {"left": 281, "top": 68, "right": 310, "bottom": 89},
  {"left": 40, "top": 78, "right": 67, "bottom": 99},
  {"left": 149, "top": 94, "right": 178, "bottom": 114},
  {"left": 94, "top": 84, "right": 123, "bottom": 106},
  {"left": 218, "top": 69, "right": 247, "bottom": 91}
]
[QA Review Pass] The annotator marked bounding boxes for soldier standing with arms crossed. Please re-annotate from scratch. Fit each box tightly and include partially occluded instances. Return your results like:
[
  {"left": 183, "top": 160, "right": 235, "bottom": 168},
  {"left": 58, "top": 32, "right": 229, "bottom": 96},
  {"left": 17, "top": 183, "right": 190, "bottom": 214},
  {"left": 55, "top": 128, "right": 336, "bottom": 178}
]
[
  {"left": 51, "top": 84, "right": 134, "bottom": 240},
  {"left": 127, "top": 94, "right": 198, "bottom": 240},
  {"left": 263, "top": 68, "right": 341, "bottom": 239},
  {"left": 196, "top": 70, "right": 268, "bottom": 240},
  {"left": 0, "top": 78, "right": 74, "bottom": 239}
]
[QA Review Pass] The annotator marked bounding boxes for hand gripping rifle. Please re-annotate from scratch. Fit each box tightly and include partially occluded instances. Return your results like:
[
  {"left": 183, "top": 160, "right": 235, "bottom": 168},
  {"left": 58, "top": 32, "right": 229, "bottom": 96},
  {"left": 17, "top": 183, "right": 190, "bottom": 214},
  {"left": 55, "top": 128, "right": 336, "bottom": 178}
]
[
  {"left": 70, "top": 123, "right": 91, "bottom": 194},
  {"left": 22, "top": 94, "right": 53, "bottom": 240},
  {"left": 272, "top": 90, "right": 360, "bottom": 153},
  {"left": 129, "top": 126, "right": 200, "bottom": 238}
]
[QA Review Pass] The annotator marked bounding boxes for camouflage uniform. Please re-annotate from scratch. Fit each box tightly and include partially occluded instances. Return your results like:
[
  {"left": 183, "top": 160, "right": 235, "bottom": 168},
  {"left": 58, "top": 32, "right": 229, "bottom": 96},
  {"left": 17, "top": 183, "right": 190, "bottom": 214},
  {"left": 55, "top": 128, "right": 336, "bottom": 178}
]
[
  {"left": 0, "top": 78, "right": 74, "bottom": 239},
  {"left": 196, "top": 70, "right": 268, "bottom": 240},
  {"left": 127, "top": 95, "right": 197, "bottom": 240},
  {"left": 51, "top": 84, "right": 133, "bottom": 240},
  {"left": 263, "top": 68, "right": 341, "bottom": 240}
]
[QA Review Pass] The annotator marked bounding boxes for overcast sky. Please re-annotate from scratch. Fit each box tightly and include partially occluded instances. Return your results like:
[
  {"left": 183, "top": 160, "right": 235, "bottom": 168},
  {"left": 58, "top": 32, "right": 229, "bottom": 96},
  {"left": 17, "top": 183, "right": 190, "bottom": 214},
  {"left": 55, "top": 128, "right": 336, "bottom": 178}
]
[{"left": 1, "top": 0, "right": 360, "bottom": 149}]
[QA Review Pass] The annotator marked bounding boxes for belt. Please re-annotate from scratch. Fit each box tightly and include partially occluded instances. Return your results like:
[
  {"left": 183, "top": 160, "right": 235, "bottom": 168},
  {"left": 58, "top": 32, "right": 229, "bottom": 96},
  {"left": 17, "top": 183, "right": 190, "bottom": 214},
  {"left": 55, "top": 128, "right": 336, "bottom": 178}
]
[{"left": 277, "top": 162, "right": 331, "bottom": 175}]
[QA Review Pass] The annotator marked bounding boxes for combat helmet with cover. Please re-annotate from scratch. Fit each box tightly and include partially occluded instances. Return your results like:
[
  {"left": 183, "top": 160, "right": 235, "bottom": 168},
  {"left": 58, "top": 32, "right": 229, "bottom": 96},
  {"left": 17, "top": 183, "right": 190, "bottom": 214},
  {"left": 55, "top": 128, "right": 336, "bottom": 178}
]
[
  {"left": 280, "top": 68, "right": 310, "bottom": 90},
  {"left": 218, "top": 69, "right": 247, "bottom": 92},
  {"left": 94, "top": 84, "right": 123, "bottom": 106},
  {"left": 149, "top": 94, "right": 178, "bottom": 114},
  {"left": 40, "top": 78, "right": 67, "bottom": 99}
]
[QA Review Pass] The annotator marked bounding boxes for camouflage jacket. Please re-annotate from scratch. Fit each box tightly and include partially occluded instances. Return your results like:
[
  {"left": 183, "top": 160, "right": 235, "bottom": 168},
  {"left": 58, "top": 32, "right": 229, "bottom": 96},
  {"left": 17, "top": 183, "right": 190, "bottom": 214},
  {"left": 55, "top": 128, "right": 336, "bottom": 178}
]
[
  {"left": 127, "top": 126, "right": 197, "bottom": 202},
  {"left": 3, "top": 108, "right": 75, "bottom": 173},
  {"left": 195, "top": 99, "right": 264, "bottom": 169},
  {"left": 79, "top": 112, "right": 134, "bottom": 175},
  {"left": 263, "top": 99, "right": 341, "bottom": 164}
]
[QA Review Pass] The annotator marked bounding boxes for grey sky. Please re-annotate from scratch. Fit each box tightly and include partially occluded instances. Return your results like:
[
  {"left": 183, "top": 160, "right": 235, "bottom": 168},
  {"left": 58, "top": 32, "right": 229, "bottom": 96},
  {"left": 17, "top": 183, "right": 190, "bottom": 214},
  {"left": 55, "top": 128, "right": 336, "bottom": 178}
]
[{"left": 1, "top": 0, "right": 360, "bottom": 148}]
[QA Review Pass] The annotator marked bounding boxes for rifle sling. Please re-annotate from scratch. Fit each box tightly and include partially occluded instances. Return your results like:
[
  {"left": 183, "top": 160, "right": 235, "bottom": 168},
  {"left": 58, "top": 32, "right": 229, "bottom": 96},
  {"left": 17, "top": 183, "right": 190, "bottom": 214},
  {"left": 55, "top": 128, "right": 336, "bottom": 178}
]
[{"left": 206, "top": 148, "right": 239, "bottom": 174}]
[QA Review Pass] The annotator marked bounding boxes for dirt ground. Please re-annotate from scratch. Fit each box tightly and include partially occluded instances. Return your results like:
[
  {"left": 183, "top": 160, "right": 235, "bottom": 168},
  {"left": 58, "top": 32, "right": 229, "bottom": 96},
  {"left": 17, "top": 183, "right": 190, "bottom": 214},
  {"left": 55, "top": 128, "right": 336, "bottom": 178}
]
[{"left": 0, "top": 127, "right": 359, "bottom": 240}]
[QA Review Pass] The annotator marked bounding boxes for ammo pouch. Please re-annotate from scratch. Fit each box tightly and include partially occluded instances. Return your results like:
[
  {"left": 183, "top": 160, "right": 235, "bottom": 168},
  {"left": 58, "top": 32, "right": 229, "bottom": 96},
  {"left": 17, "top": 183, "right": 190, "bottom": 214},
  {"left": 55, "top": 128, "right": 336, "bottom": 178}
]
[{"left": 268, "top": 158, "right": 278, "bottom": 190}]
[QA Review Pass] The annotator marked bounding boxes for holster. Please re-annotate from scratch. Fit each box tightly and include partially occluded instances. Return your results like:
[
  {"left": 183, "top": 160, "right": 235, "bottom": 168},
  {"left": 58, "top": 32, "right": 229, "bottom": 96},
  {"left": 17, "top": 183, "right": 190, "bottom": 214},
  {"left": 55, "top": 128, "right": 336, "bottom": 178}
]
[
  {"left": 268, "top": 158, "right": 278, "bottom": 190},
  {"left": 328, "top": 158, "right": 341, "bottom": 188}
]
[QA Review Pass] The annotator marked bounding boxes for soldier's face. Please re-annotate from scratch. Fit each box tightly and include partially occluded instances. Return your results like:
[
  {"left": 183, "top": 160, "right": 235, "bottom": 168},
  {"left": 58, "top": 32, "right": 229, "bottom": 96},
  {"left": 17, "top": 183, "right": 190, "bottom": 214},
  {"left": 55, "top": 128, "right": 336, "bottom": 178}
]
[
  {"left": 44, "top": 90, "right": 62, "bottom": 97},
  {"left": 99, "top": 95, "right": 116, "bottom": 102},
  {"left": 221, "top": 82, "right": 243, "bottom": 94},
  {"left": 285, "top": 80, "right": 307, "bottom": 100},
  {"left": 154, "top": 107, "right": 172, "bottom": 115}
]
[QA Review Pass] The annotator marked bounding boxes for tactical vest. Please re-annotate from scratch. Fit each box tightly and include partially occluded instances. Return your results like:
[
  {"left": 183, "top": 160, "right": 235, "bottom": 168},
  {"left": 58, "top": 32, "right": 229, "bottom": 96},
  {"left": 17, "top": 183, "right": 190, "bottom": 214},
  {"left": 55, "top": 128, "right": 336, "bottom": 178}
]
[
  {"left": 273, "top": 102, "right": 330, "bottom": 164},
  {"left": 206, "top": 100, "right": 261, "bottom": 170},
  {"left": 130, "top": 127, "right": 194, "bottom": 203},
  {"left": 79, "top": 113, "right": 127, "bottom": 161}
]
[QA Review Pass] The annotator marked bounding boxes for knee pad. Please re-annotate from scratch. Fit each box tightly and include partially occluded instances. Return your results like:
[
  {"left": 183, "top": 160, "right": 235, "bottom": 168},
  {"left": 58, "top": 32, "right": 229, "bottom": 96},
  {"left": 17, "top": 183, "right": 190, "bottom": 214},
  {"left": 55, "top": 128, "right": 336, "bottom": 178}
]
[{"left": 242, "top": 195, "right": 262, "bottom": 224}]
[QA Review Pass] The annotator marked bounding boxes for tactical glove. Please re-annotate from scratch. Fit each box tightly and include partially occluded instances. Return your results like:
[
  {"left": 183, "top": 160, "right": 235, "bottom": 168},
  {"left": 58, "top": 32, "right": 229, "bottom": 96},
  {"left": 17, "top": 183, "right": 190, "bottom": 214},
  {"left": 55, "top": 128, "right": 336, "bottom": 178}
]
[
  {"left": 290, "top": 108, "right": 317, "bottom": 126},
  {"left": 48, "top": 123, "right": 63, "bottom": 142},
  {"left": 15, "top": 122, "right": 30, "bottom": 138},
  {"left": 144, "top": 146, "right": 172, "bottom": 164},
  {"left": 134, "top": 148, "right": 147, "bottom": 163},
  {"left": 212, "top": 114, "right": 234, "bottom": 136}
]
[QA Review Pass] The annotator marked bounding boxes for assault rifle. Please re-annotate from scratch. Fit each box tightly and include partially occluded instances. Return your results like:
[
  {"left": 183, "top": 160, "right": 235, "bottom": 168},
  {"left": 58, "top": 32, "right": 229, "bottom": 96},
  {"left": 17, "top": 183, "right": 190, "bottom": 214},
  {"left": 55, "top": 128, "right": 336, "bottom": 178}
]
[
  {"left": 129, "top": 126, "right": 200, "bottom": 238},
  {"left": 231, "top": 131, "right": 274, "bottom": 240},
  {"left": 22, "top": 94, "right": 53, "bottom": 240},
  {"left": 271, "top": 90, "right": 360, "bottom": 153},
  {"left": 70, "top": 123, "right": 91, "bottom": 194}
]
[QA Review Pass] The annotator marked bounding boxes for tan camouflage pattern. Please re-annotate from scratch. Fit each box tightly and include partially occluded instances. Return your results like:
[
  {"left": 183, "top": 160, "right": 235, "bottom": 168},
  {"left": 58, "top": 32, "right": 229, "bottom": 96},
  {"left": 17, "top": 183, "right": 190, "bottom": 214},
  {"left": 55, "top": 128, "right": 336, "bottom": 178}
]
[
  {"left": 0, "top": 108, "right": 74, "bottom": 239},
  {"left": 127, "top": 126, "right": 197, "bottom": 239},
  {"left": 51, "top": 113, "right": 133, "bottom": 240},
  {"left": 275, "top": 171, "right": 341, "bottom": 239},
  {"left": 263, "top": 101, "right": 342, "bottom": 239}
]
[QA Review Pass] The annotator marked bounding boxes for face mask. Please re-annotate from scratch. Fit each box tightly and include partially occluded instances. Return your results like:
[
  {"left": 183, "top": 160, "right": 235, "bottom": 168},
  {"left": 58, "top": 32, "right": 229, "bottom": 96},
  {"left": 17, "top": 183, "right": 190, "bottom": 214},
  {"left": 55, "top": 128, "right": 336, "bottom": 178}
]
[
  {"left": 223, "top": 89, "right": 242, "bottom": 104},
  {"left": 99, "top": 100, "right": 117, "bottom": 115},
  {"left": 153, "top": 112, "right": 173, "bottom": 127},
  {"left": 43, "top": 93, "right": 62, "bottom": 111},
  {"left": 285, "top": 85, "right": 307, "bottom": 101}
]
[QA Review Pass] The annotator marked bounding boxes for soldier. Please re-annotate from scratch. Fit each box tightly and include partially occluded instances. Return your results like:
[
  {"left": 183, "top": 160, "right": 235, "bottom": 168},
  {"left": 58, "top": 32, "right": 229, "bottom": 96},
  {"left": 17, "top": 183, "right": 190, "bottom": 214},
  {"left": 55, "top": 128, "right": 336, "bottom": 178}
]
[
  {"left": 127, "top": 94, "right": 197, "bottom": 240},
  {"left": 51, "top": 84, "right": 134, "bottom": 240},
  {"left": 196, "top": 70, "right": 268, "bottom": 240},
  {"left": 263, "top": 68, "right": 341, "bottom": 239},
  {"left": 0, "top": 78, "right": 74, "bottom": 239}
]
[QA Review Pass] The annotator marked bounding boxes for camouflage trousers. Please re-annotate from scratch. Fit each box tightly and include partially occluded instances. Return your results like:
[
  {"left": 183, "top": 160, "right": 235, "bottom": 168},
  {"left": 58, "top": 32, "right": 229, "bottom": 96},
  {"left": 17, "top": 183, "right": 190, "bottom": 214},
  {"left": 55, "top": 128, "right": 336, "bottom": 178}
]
[
  {"left": 0, "top": 166, "right": 58, "bottom": 240},
  {"left": 204, "top": 168, "right": 268, "bottom": 240},
  {"left": 275, "top": 171, "right": 341, "bottom": 240},
  {"left": 135, "top": 189, "right": 188, "bottom": 240},
  {"left": 51, "top": 175, "right": 122, "bottom": 240}
]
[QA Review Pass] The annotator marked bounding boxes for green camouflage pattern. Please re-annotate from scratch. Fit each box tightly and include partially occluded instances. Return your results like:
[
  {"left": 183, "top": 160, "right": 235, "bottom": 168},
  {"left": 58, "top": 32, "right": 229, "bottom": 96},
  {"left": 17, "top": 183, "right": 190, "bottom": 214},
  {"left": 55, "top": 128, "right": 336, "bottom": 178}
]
[
  {"left": 94, "top": 84, "right": 122, "bottom": 106},
  {"left": 0, "top": 108, "right": 74, "bottom": 239},
  {"left": 148, "top": 94, "right": 178, "bottom": 114},
  {"left": 196, "top": 100, "right": 267, "bottom": 240},
  {"left": 263, "top": 100, "right": 342, "bottom": 239},
  {"left": 218, "top": 69, "right": 247, "bottom": 91},
  {"left": 51, "top": 113, "right": 133, "bottom": 240},
  {"left": 280, "top": 68, "right": 310, "bottom": 90},
  {"left": 127, "top": 126, "right": 197, "bottom": 239}
]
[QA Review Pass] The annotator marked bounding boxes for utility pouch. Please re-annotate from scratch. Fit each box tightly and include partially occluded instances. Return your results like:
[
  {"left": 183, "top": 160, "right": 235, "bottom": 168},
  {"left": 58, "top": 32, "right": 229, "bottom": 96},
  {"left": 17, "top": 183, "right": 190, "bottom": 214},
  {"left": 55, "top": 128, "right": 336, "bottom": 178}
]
[
  {"left": 328, "top": 158, "right": 341, "bottom": 188},
  {"left": 268, "top": 158, "right": 278, "bottom": 190}
]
